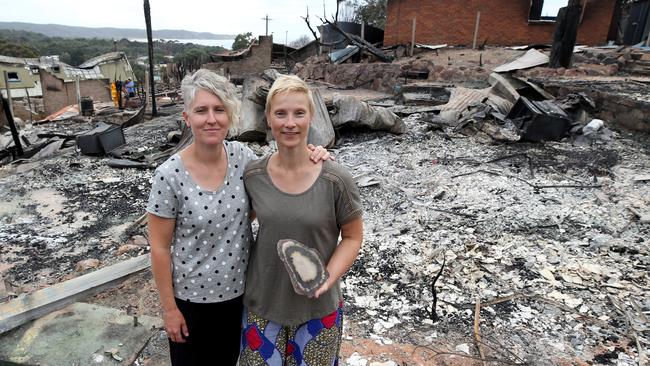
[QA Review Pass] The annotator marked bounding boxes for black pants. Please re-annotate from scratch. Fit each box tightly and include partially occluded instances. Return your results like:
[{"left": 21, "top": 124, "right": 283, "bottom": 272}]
[{"left": 169, "top": 296, "right": 243, "bottom": 366}]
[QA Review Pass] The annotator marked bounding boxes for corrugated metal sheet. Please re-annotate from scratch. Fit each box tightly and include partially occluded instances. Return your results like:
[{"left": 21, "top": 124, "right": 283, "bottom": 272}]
[
  {"left": 0, "top": 55, "right": 27, "bottom": 65},
  {"left": 38, "top": 55, "right": 105, "bottom": 80},
  {"left": 493, "top": 49, "right": 549, "bottom": 73},
  {"left": 485, "top": 92, "right": 514, "bottom": 115},
  {"left": 78, "top": 52, "right": 125, "bottom": 68},
  {"left": 62, "top": 65, "right": 104, "bottom": 81},
  {"left": 330, "top": 46, "right": 359, "bottom": 64},
  {"left": 440, "top": 87, "right": 489, "bottom": 112}
]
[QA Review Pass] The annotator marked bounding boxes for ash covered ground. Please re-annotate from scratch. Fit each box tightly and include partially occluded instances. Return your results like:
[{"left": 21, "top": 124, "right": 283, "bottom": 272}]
[
  {"left": 1, "top": 103, "right": 649, "bottom": 365},
  {"left": 0, "top": 108, "right": 181, "bottom": 290},
  {"left": 334, "top": 114, "right": 649, "bottom": 365}
]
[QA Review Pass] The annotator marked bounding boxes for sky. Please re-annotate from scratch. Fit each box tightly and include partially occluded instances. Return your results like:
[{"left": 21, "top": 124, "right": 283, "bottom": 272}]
[
  {"left": 542, "top": 0, "right": 570, "bottom": 17},
  {"left": 0, "top": 0, "right": 340, "bottom": 42},
  {"left": 0, "top": 0, "right": 571, "bottom": 42}
]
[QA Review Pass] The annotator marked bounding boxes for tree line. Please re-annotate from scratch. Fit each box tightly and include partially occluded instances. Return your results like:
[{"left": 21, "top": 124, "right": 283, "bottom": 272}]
[{"left": 0, "top": 29, "right": 226, "bottom": 82}]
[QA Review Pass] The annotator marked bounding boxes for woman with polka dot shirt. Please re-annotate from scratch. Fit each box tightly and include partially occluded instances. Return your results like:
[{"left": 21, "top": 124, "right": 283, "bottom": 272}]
[{"left": 146, "top": 69, "right": 329, "bottom": 365}]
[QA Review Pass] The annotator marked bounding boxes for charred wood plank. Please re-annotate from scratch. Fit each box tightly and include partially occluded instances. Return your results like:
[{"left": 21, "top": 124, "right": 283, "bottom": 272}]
[
  {"left": 320, "top": 18, "right": 393, "bottom": 62},
  {"left": 2, "top": 97, "right": 23, "bottom": 156},
  {"left": 430, "top": 255, "right": 446, "bottom": 321},
  {"left": 0, "top": 254, "right": 151, "bottom": 334}
]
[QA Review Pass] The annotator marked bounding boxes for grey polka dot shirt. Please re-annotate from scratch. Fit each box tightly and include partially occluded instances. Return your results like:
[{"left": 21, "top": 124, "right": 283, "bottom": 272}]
[{"left": 146, "top": 141, "right": 256, "bottom": 303}]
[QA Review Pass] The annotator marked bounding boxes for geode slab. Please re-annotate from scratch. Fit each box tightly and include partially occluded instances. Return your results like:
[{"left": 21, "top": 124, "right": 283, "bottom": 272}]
[{"left": 277, "top": 239, "right": 329, "bottom": 297}]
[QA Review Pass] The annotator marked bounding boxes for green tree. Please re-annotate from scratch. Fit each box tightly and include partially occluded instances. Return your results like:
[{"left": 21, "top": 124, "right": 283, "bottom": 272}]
[
  {"left": 175, "top": 48, "right": 210, "bottom": 80},
  {"left": 355, "top": 0, "right": 387, "bottom": 29},
  {"left": 0, "top": 39, "right": 39, "bottom": 57},
  {"left": 0, "top": 29, "right": 225, "bottom": 84},
  {"left": 231, "top": 32, "right": 253, "bottom": 51}
]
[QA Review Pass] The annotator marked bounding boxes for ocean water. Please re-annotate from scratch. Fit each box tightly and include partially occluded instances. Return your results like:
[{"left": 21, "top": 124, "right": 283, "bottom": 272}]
[{"left": 129, "top": 38, "right": 233, "bottom": 49}]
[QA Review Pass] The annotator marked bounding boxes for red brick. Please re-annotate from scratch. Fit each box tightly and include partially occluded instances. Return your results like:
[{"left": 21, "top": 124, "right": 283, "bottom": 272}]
[
  {"left": 39, "top": 70, "right": 112, "bottom": 116},
  {"left": 385, "top": 0, "right": 617, "bottom": 47}
]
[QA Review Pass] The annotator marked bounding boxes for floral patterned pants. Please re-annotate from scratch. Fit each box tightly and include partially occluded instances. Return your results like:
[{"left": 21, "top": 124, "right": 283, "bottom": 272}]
[{"left": 239, "top": 303, "right": 343, "bottom": 366}]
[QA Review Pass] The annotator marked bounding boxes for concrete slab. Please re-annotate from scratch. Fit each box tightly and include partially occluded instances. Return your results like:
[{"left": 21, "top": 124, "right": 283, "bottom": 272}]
[{"left": 0, "top": 302, "right": 162, "bottom": 366}]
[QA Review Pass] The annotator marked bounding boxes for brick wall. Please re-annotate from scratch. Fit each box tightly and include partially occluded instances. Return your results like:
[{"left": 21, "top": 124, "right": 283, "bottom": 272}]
[
  {"left": 40, "top": 70, "right": 111, "bottom": 115},
  {"left": 384, "top": 0, "right": 617, "bottom": 47},
  {"left": 203, "top": 36, "right": 273, "bottom": 78}
]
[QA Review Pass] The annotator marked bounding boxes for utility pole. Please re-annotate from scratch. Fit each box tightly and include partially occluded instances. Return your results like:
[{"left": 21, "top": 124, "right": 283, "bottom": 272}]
[
  {"left": 144, "top": 0, "right": 157, "bottom": 117},
  {"left": 262, "top": 15, "right": 272, "bottom": 36}
]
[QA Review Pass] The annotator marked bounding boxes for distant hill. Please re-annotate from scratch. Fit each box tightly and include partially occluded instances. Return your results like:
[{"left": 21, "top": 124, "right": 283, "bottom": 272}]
[{"left": 0, "top": 22, "right": 235, "bottom": 40}]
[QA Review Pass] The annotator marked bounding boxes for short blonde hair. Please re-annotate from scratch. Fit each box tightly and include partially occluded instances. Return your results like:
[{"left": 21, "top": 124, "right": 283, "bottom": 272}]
[
  {"left": 265, "top": 75, "right": 315, "bottom": 116},
  {"left": 181, "top": 69, "right": 241, "bottom": 128}
]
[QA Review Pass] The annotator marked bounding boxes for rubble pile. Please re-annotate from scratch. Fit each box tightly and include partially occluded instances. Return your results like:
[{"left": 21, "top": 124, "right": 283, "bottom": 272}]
[
  {"left": 575, "top": 46, "right": 650, "bottom": 76},
  {"left": 295, "top": 49, "right": 501, "bottom": 93},
  {"left": 537, "top": 79, "right": 650, "bottom": 132},
  {"left": 296, "top": 46, "right": 650, "bottom": 111},
  {"left": 0, "top": 102, "right": 148, "bottom": 165},
  {"left": 295, "top": 55, "right": 404, "bottom": 92},
  {"left": 232, "top": 70, "right": 405, "bottom": 147},
  {"left": 517, "top": 63, "right": 619, "bottom": 78}
]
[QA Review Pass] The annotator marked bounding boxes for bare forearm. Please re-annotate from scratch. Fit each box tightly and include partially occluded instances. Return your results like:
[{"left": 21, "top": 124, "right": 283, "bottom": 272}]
[
  {"left": 326, "top": 217, "right": 364, "bottom": 283},
  {"left": 326, "top": 238, "right": 361, "bottom": 283},
  {"left": 148, "top": 213, "right": 178, "bottom": 312},
  {"left": 151, "top": 247, "right": 177, "bottom": 311},
  {"left": 312, "top": 217, "right": 363, "bottom": 299}
]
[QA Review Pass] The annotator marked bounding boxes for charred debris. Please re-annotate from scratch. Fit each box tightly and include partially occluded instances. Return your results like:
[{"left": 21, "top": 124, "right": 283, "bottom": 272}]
[{"left": 0, "top": 22, "right": 650, "bottom": 366}]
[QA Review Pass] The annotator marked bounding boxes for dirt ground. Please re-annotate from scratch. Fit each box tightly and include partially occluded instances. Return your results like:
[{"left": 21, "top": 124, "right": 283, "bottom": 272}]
[{"left": 88, "top": 272, "right": 484, "bottom": 366}]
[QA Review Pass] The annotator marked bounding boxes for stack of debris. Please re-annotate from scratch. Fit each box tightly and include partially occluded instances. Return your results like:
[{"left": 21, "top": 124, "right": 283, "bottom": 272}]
[
  {"left": 0, "top": 101, "right": 147, "bottom": 166},
  {"left": 295, "top": 56, "right": 404, "bottom": 92},
  {"left": 398, "top": 50, "right": 618, "bottom": 144},
  {"left": 577, "top": 46, "right": 650, "bottom": 76},
  {"left": 232, "top": 69, "right": 405, "bottom": 148}
]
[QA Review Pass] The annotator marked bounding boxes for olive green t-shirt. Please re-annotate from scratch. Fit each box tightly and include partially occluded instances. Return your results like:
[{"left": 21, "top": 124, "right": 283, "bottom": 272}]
[{"left": 243, "top": 156, "right": 363, "bottom": 326}]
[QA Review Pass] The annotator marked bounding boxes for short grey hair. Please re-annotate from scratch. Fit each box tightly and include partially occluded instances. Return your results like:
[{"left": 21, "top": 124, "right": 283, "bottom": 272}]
[{"left": 181, "top": 69, "right": 240, "bottom": 128}]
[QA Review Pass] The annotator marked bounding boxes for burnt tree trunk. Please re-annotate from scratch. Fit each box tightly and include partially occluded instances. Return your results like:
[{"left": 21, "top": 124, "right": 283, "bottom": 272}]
[
  {"left": 2, "top": 97, "right": 23, "bottom": 156},
  {"left": 144, "top": 0, "right": 157, "bottom": 117},
  {"left": 550, "top": 0, "right": 582, "bottom": 68}
]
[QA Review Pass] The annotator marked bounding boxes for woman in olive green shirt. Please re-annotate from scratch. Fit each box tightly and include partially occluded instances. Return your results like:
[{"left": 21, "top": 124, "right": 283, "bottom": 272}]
[{"left": 240, "top": 75, "right": 363, "bottom": 366}]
